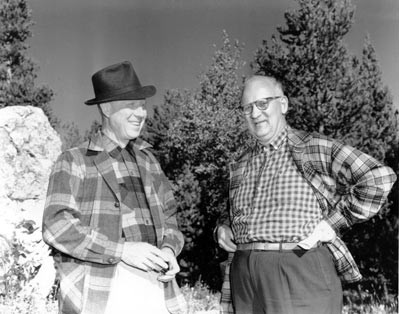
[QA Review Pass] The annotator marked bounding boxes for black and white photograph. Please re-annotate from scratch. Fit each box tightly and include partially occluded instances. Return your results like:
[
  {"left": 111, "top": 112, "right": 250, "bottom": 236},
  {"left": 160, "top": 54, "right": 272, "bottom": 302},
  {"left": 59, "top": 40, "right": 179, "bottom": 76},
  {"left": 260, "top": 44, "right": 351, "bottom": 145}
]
[{"left": 0, "top": 0, "right": 397, "bottom": 313}]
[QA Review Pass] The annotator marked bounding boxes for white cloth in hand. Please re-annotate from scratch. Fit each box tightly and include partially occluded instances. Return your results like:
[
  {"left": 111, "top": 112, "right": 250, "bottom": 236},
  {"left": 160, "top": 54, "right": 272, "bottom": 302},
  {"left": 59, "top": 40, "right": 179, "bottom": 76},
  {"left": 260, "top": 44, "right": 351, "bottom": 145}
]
[{"left": 297, "top": 220, "right": 336, "bottom": 250}]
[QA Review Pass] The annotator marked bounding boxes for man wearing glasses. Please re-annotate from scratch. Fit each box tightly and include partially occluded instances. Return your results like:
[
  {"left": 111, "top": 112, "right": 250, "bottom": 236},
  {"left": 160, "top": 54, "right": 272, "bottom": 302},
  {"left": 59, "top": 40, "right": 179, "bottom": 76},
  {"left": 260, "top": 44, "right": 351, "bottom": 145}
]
[{"left": 216, "top": 75, "right": 396, "bottom": 314}]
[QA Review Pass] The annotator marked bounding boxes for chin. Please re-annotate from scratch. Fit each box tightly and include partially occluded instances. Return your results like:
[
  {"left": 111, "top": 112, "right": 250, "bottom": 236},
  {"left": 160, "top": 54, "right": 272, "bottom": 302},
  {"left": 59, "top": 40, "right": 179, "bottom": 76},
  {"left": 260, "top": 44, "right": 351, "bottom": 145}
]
[
  {"left": 123, "top": 129, "right": 139, "bottom": 139},
  {"left": 128, "top": 133, "right": 140, "bottom": 140},
  {"left": 255, "top": 130, "right": 270, "bottom": 138},
  {"left": 127, "top": 126, "right": 142, "bottom": 137}
]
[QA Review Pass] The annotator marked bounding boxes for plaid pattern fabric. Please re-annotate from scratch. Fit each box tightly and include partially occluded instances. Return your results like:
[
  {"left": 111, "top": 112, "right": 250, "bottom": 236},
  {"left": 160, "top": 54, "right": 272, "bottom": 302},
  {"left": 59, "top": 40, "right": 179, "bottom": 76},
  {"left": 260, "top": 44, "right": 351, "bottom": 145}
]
[
  {"left": 220, "top": 127, "right": 397, "bottom": 314},
  {"left": 43, "top": 132, "right": 187, "bottom": 314},
  {"left": 231, "top": 128, "right": 323, "bottom": 243},
  {"left": 104, "top": 137, "right": 157, "bottom": 244}
]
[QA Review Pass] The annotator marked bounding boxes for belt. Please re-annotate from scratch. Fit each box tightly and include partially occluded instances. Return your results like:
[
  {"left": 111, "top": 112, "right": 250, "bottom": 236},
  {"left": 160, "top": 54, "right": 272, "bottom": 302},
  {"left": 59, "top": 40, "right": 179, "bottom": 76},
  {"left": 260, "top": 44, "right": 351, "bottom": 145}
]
[{"left": 236, "top": 242, "right": 317, "bottom": 251}]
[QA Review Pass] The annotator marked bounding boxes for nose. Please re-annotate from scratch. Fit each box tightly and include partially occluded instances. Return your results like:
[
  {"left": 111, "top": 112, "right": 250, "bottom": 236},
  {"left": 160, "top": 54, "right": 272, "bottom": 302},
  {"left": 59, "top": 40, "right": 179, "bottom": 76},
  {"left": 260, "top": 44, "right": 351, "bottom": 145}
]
[{"left": 135, "top": 106, "right": 147, "bottom": 118}]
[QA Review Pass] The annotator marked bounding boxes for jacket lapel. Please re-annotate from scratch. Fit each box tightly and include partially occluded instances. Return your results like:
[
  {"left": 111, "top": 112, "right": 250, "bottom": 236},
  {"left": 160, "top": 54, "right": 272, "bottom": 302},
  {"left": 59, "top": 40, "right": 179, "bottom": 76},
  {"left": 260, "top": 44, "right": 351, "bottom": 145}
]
[
  {"left": 93, "top": 151, "right": 121, "bottom": 203},
  {"left": 287, "top": 127, "right": 309, "bottom": 173},
  {"left": 287, "top": 127, "right": 331, "bottom": 211},
  {"left": 88, "top": 132, "right": 121, "bottom": 202},
  {"left": 287, "top": 127, "right": 322, "bottom": 184}
]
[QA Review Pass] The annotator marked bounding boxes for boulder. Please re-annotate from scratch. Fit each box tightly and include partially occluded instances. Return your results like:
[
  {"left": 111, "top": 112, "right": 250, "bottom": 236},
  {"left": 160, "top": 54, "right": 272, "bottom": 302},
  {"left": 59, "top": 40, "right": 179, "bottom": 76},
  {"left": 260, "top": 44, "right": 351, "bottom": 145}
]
[{"left": 0, "top": 105, "right": 62, "bottom": 296}]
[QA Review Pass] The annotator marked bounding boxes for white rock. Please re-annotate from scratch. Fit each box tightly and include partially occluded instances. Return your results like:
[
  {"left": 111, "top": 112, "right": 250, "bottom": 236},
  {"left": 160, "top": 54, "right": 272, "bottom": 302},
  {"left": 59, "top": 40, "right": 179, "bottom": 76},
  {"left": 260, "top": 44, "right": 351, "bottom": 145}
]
[
  {"left": 0, "top": 106, "right": 61, "bottom": 201},
  {"left": 0, "top": 106, "right": 62, "bottom": 297}
]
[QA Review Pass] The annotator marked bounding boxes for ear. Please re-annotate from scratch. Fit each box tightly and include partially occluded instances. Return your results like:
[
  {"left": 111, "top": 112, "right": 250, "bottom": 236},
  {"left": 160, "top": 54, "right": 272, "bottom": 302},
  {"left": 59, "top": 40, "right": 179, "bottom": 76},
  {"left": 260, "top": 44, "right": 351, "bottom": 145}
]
[
  {"left": 99, "top": 102, "right": 111, "bottom": 118},
  {"left": 280, "top": 96, "right": 288, "bottom": 114}
]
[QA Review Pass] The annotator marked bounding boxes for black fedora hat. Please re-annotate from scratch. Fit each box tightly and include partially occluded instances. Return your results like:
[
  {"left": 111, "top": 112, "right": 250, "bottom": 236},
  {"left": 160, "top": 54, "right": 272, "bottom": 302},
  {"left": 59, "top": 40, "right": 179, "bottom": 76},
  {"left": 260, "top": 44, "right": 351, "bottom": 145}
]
[{"left": 85, "top": 61, "right": 156, "bottom": 105}]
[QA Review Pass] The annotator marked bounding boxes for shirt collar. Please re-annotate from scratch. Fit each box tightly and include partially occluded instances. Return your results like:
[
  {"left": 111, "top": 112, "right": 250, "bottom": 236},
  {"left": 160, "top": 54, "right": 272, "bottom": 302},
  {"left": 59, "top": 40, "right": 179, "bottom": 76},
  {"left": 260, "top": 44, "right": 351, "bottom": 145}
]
[
  {"left": 270, "top": 127, "right": 287, "bottom": 150},
  {"left": 254, "top": 127, "right": 287, "bottom": 154},
  {"left": 102, "top": 133, "right": 123, "bottom": 159}
]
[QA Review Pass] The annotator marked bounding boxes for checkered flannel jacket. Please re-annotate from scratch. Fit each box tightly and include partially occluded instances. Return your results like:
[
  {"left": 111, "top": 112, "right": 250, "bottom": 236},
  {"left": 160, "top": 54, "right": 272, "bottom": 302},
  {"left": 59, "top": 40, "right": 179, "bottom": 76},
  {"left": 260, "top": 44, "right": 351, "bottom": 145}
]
[
  {"left": 42, "top": 132, "right": 187, "bottom": 314},
  {"left": 220, "top": 127, "right": 397, "bottom": 314}
]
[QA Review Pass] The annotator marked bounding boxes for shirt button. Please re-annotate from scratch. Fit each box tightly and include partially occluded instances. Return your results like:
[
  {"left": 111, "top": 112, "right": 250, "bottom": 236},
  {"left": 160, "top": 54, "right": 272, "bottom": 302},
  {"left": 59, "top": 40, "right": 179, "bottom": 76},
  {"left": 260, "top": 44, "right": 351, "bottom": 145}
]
[
  {"left": 108, "top": 257, "right": 115, "bottom": 263},
  {"left": 114, "top": 202, "right": 120, "bottom": 208}
]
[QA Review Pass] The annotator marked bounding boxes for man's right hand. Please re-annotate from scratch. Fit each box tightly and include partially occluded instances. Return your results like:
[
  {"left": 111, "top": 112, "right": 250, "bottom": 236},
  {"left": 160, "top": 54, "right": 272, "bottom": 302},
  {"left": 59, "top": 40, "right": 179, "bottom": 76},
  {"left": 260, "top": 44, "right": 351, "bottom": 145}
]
[
  {"left": 216, "top": 225, "right": 237, "bottom": 252},
  {"left": 121, "top": 242, "right": 170, "bottom": 272}
]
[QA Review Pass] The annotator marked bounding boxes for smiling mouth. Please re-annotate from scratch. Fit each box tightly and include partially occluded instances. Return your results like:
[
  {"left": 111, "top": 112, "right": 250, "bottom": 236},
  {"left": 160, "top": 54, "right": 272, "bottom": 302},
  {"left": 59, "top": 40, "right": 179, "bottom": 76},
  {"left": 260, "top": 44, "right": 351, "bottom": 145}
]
[{"left": 254, "top": 120, "right": 267, "bottom": 125}]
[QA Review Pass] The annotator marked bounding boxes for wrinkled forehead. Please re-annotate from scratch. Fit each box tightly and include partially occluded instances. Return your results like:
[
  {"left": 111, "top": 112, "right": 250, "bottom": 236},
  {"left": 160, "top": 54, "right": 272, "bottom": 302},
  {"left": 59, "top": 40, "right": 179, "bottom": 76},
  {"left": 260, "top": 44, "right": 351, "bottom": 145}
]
[{"left": 242, "top": 77, "right": 282, "bottom": 105}]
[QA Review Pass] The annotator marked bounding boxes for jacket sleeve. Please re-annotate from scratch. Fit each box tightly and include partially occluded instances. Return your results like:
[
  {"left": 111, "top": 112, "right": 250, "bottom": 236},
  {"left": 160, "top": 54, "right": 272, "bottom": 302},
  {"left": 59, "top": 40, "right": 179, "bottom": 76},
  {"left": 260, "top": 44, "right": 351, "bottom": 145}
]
[
  {"left": 324, "top": 140, "right": 397, "bottom": 235},
  {"left": 215, "top": 159, "right": 245, "bottom": 232},
  {"left": 217, "top": 200, "right": 231, "bottom": 226},
  {"left": 42, "top": 150, "right": 124, "bottom": 264}
]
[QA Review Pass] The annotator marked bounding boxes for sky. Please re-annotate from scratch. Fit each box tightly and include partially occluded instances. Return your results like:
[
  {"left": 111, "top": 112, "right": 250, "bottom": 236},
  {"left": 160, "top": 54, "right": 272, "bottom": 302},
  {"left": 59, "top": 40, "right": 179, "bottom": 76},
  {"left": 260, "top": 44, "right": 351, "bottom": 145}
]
[{"left": 28, "top": 0, "right": 399, "bottom": 131}]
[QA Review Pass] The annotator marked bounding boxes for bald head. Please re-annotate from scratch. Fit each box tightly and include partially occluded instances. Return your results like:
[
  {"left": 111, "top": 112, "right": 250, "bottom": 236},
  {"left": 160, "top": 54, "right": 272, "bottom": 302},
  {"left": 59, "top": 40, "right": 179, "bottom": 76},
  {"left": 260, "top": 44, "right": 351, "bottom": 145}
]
[{"left": 242, "top": 75, "right": 284, "bottom": 106}]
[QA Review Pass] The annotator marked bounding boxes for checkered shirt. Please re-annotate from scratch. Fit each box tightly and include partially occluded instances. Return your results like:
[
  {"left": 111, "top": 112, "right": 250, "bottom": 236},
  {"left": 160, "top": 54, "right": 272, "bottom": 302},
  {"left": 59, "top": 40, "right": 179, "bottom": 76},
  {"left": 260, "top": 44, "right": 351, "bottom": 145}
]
[
  {"left": 231, "top": 128, "right": 323, "bottom": 243},
  {"left": 220, "top": 127, "right": 397, "bottom": 314},
  {"left": 104, "top": 136, "right": 157, "bottom": 245}
]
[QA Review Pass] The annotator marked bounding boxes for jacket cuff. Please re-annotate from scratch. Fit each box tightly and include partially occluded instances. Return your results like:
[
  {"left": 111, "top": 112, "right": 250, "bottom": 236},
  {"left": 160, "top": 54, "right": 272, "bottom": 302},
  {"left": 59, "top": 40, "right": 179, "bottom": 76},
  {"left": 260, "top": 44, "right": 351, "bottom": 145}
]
[
  {"left": 325, "top": 203, "right": 351, "bottom": 235},
  {"left": 162, "top": 229, "right": 184, "bottom": 256},
  {"left": 103, "top": 238, "right": 125, "bottom": 264},
  {"left": 161, "top": 244, "right": 176, "bottom": 256},
  {"left": 213, "top": 223, "right": 231, "bottom": 243}
]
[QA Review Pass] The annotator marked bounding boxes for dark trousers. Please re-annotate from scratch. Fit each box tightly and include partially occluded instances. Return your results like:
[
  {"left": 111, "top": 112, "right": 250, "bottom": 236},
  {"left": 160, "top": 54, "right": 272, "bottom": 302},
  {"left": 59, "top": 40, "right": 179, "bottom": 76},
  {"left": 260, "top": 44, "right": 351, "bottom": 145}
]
[{"left": 230, "top": 246, "right": 343, "bottom": 314}]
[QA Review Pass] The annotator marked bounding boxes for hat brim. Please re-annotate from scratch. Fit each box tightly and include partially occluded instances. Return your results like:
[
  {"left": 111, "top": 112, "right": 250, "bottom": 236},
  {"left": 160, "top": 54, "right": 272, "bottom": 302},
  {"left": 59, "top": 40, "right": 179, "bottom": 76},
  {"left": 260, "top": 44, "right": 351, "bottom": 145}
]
[{"left": 85, "top": 85, "right": 156, "bottom": 105}]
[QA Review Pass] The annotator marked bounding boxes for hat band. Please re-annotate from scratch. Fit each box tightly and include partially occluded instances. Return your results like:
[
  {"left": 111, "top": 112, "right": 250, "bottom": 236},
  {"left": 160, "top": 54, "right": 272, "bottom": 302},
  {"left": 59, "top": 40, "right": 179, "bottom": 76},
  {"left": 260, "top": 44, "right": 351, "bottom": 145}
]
[{"left": 95, "top": 85, "right": 143, "bottom": 100}]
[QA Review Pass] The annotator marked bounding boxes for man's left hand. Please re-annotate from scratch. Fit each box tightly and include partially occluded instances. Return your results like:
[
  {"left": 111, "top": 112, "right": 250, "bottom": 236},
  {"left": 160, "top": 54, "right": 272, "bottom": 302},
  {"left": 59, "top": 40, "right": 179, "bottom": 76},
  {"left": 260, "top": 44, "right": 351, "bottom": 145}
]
[
  {"left": 298, "top": 220, "right": 336, "bottom": 250},
  {"left": 157, "top": 247, "right": 180, "bottom": 282}
]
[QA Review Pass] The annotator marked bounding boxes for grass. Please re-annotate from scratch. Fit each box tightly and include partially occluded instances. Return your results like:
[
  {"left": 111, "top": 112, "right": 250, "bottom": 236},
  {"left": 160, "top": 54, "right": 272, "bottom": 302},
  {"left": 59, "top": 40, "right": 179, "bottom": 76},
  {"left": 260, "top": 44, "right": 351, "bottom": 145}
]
[
  {"left": 0, "top": 281, "right": 397, "bottom": 314},
  {"left": 180, "top": 281, "right": 221, "bottom": 314}
]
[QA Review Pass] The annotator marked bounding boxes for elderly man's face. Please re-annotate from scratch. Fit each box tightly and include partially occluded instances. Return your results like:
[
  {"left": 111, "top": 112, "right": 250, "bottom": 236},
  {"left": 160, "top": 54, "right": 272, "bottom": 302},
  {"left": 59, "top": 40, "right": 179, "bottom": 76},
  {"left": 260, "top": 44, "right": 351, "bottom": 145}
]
[
  {"left": 242, "top": 78, "right": 287, "bottom": 145},
  {"left": 107, "top": 100, "right": 147, "bottom": 142}
]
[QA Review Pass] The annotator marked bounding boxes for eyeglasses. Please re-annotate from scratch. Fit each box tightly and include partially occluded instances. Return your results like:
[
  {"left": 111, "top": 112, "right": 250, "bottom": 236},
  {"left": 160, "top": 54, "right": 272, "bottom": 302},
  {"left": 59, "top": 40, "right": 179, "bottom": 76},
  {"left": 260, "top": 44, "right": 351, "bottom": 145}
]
[{"left": 242, "top": 96, "right": 282, "bottom": 115}]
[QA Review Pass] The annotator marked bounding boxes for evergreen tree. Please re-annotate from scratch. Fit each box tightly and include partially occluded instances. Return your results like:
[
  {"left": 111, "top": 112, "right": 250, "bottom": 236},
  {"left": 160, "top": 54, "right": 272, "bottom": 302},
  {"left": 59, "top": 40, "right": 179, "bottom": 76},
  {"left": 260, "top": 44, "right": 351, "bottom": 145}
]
[
  {"left": 344, "top": 36, "right": 398, "bottom": 160},
  {"left": 251, "top": 0, "right": 398, "bottom": 297},
  {"left": 56, "top": 119, "right": 102, "bottom": 151},
  {"left": 144, "top": 88, "right": 188, "bottom": 172},
  {"left": 83, "top": 119, "right": 102, "bottom": 141},
  {"left": 0, "top": 0, "right": 54, "bottom": 124},
  {"left": 56, "top": 121, "right": 82, "bottom": 151},
  {"left": 144, "top": 31, "right": 248, "bottom": 289},
  {"left": 252, "top": 0, "right": 397, "bottom": 159},
  {"left": 342, "top": 36, "right": 399, "bottom": 298}
]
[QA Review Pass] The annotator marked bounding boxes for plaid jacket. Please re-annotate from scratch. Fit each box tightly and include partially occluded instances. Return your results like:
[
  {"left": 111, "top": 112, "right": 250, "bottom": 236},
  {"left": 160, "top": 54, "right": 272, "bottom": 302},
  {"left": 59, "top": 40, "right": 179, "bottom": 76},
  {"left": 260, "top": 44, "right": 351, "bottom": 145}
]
[
  {"left": 42, "top": 132, "right": 187, "bottom": 314},
  {"left": 220, "top": 127, "right": 397, "bottom": 314}
]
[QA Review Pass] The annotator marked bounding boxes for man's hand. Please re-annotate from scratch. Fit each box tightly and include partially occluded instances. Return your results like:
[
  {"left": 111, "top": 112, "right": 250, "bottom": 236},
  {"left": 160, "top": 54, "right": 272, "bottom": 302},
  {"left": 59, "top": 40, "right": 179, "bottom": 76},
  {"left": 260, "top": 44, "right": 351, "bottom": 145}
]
[
  {"left": 216, "top": 224, "right": 237, "bottom": 252},
  {"left": 298, "top": 220, "right": 336, "bottom": 250},
  {"left": 121, "top": 242, "right": 169, "bottom": 272},
  {"left": 157, "top": 247, "right": 180, "bottom": 282},
  {"left": 314, "top": 220, "right": 336, "bottom": 243}
]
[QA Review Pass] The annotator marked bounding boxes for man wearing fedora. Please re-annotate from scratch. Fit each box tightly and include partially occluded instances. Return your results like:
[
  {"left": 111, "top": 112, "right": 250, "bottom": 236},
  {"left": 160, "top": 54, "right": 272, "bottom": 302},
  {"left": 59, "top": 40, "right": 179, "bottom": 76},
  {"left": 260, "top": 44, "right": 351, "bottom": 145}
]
[{"left": 43, "top": 61, "right": 187, "bottom": 314}]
